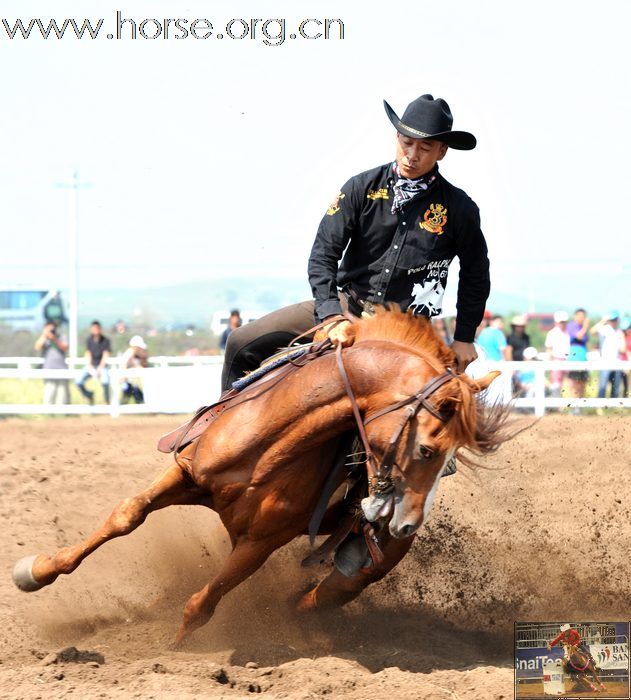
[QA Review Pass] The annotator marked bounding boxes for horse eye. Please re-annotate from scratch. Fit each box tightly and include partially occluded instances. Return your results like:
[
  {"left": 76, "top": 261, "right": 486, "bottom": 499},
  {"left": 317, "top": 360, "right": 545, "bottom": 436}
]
[{"left": 419, "top": 445, "right": 434, "bottom": 460}]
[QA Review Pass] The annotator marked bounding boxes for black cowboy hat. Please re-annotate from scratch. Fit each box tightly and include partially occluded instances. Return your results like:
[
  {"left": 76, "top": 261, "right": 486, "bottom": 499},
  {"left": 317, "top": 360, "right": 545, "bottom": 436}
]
[{"left": 384, "top": 94, "right": 476, "bottom": 150}]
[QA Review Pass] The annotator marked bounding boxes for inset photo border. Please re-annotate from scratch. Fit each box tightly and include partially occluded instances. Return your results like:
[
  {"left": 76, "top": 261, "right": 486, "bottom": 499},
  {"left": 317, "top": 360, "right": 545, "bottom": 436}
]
[{"left": 515, "top": 621, "right": 630, "bottom": 699}]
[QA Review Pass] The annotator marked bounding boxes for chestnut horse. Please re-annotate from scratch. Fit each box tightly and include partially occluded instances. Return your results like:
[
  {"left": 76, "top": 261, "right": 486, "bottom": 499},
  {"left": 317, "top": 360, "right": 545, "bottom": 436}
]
[
  {"left": 563, "top": 642, "right": 606, "bottom": 693},
  {"left": 13, "top": 308, "right": 512, "bottom": 645}
]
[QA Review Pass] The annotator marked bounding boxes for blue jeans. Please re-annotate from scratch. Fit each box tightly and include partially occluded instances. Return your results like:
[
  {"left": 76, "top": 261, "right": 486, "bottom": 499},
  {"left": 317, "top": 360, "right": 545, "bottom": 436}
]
[
  {"left": 76, "top": 367, "right": 110, "bottom": 403},
  {"left": 598, "top": 370, "right": 621, "bottom": 398}
]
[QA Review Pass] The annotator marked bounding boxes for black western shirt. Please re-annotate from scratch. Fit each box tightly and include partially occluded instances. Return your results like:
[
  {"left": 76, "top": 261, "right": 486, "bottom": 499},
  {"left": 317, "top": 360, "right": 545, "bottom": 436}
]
[
  {"left": 86, "top": 335, "right": 111, "bottom": 367},
  {"left": 307, "top": 162, "right": 490, "bottom": 343}
]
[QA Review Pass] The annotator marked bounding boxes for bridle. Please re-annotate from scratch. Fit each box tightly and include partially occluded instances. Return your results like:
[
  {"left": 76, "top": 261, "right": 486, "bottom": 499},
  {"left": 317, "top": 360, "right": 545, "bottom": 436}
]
[{"left": 335, "top": 343, "right": 455, "bottom": 495}]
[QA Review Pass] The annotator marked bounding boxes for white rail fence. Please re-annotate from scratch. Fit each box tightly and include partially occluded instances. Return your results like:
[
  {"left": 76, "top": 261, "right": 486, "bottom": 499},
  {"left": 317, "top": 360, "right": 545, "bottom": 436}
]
[{"left": 0, "top": 357, "right": 629, "bottom": 417}]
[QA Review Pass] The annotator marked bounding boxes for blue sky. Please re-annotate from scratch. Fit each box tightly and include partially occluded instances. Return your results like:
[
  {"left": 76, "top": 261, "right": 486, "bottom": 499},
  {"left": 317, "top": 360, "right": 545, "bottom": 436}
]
[{"left": 1, "top": 0, "right": 630, "bottom": 315}]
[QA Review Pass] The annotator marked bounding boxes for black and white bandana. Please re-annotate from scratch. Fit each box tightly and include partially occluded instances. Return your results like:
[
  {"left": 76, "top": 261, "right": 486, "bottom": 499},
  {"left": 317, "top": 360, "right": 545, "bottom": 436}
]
[{"left": 391, "top": 162, "right": 438, "bottom": 214}]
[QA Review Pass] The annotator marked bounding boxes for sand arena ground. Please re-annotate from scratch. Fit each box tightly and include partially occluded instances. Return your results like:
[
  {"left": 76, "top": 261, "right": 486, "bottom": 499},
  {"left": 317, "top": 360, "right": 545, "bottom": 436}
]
[{"left": 0, "top": 413, "right": 629, "bottom": 699}]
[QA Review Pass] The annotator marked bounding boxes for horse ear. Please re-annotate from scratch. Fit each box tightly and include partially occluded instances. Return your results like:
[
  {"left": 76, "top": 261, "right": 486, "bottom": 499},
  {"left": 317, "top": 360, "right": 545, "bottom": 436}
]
[{"left": 473, "top": 371, "right": 501, "bottom": 392}]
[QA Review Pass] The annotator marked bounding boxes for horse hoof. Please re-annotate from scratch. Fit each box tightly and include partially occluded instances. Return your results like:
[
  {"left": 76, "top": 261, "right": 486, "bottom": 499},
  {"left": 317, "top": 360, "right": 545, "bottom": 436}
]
[{"left": 12, "top": 555, "right": 45, "bottom": 592}]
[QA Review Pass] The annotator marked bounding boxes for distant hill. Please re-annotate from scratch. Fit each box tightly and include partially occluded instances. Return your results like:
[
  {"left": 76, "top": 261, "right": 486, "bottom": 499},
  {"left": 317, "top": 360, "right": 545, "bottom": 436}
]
[
  {"left": 78, "top": 277, "right": 312, "bottom": 328},
  {"left": 77, "top": 277, "right": 568, "bottom": 329}
]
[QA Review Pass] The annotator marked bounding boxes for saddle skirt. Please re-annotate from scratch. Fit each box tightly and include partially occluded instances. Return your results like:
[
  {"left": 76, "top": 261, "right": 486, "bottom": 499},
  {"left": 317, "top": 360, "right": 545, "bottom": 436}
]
[{"left": 156, "top": 340, "right": 333, "bottom": 454}]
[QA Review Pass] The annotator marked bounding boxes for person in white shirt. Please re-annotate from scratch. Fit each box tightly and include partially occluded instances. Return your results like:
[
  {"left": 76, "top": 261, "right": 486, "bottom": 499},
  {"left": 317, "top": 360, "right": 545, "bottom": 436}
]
[
  {"left": 545, "top": 311, "right": 570, "bottom": 397},
  {"left": 590, "top": 312, "right": 625, "bottom": 398},
  {"left": 120, "top": 335, "right": 149, "bottom": 403}
]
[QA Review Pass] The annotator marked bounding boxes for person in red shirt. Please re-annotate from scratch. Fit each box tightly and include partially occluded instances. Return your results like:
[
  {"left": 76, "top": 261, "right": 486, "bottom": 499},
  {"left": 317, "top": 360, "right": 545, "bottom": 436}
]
[{"left": 548, "top": 624, "right": 596, "bottom": 667}]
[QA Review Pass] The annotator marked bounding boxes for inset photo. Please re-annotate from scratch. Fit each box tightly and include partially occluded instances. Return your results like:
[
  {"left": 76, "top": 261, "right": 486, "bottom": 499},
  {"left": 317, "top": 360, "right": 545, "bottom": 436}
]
[{"left": 515, "top": 621, "right": 630, "bottom": 698}]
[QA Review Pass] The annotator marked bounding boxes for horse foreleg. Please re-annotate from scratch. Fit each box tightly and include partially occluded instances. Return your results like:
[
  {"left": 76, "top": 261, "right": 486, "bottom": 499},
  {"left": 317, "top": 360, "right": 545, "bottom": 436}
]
[
  {"left": 297, "top": 530, "right": 415, "bottom": 610},
  {"left": 13, "top": 463, "right": 202, "bottom": 592},
  {"left": 589, "top": 663, "right": 606, "bottom": 690},
  {"left": 174, "top": 537, "right": 277, "bottom": 646},
  {"left": 576, "top": 670, "right": 596, "bottom": 692}
]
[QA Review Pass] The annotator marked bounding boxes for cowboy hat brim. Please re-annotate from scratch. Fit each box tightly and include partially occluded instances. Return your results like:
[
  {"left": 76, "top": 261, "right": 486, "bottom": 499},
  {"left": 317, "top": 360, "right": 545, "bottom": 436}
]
[{"left": 384, "top": 100, "right": 477, "bottom": 151}]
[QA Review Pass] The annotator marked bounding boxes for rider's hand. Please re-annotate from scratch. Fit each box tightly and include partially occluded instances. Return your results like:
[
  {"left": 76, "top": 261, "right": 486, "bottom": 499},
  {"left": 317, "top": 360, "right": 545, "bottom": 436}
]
[
  {"left": 314, "top": 318, "right": 354, "bottom": 347},
  {"left": 451, "top": 340, "right": 478, "bottom": 373}
]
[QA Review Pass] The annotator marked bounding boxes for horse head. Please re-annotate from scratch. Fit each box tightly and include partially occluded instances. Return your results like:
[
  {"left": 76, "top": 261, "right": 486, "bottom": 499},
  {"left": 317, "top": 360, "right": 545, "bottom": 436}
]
[
  {"left": 348, "top": 306, "right": 515, "bottom": 540},
  {"left": 363, "top": 365, "right": 501, "bottom": 539}
]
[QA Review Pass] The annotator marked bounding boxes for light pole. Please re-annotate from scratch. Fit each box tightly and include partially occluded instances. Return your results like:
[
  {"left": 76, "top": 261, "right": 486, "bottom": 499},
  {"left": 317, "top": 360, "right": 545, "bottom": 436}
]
[{"left": 56, "top": 170, "right": 91, "bottom": 364}]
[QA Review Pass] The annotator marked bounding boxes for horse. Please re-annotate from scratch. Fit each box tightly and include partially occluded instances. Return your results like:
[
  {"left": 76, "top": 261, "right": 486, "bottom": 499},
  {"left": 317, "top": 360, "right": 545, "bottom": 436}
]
[
  {"left": 13, "top": 307, "right": 515, "bottom": 646},
  {"left": 562, "top": 642, "right": 606, "bottom": 693}
]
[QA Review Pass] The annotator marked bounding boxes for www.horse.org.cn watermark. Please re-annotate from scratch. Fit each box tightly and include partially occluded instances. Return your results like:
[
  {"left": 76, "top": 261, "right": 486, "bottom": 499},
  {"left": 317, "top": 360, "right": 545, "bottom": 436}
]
[{"left": 1, "top": 12, "right": 345, "bottom": 46}]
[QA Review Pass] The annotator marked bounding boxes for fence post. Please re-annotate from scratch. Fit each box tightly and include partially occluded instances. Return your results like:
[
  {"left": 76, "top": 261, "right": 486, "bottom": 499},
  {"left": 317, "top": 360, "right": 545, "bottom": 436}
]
[
  {"left": 110, "top": 368, "right": 120, "bottom": 418},
  {"left": 534, "top": 364, "right": 546, "bottom": 417}
]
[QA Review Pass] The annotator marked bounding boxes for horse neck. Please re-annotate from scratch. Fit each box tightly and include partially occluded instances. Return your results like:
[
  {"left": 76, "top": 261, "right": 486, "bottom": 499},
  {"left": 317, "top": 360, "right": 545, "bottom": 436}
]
[
  {"left": 343, "top": 342, "right": 431, "bottom": 411},
  {"left": 265, "top": 343, "right": 424, "bottom": 443}
]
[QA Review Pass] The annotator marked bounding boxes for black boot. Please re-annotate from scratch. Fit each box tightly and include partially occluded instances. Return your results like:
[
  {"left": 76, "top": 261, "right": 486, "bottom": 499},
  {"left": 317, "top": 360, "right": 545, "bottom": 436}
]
[{"left": 333, "top": 533, "right": 370, "bottom": 577}]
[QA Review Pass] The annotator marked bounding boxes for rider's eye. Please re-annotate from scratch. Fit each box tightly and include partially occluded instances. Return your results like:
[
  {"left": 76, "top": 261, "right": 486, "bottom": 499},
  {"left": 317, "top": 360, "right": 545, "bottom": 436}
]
[{"left": 419, "top": 445, "right": 434, "bottom": 460}]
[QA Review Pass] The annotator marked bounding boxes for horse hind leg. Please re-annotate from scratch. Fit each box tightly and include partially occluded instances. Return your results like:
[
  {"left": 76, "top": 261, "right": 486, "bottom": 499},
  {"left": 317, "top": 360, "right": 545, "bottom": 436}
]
[{"left": 13, "top": 462, "right": 203, "bottom": 592}]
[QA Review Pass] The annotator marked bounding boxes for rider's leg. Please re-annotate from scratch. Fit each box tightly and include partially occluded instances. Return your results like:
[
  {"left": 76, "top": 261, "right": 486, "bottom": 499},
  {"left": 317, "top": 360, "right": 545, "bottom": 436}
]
[
  {"left": 297, "top": 529, "right": 415, "bottom": 610},
  {"left": 221, "top": 297, "right": 350, "bottom": 392}
]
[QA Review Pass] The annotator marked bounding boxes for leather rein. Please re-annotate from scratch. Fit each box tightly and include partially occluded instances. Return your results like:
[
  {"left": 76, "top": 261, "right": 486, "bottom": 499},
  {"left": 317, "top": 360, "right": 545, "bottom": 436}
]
[{"left": 335, "top": 343, "right": 455, "bottom": 495}]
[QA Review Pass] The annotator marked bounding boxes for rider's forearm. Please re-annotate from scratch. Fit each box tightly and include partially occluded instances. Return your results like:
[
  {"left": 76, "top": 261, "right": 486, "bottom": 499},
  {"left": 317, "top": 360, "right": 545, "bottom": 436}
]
[
  {"left": 454, "top": 209, "right": 490, "bottom": 343},
  {"left": 308, "top": 180, "right": 357, "bottom": 322}
]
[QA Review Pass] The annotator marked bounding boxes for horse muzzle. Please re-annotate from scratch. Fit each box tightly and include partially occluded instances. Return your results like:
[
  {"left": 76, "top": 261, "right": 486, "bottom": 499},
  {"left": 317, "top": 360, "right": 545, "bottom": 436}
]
[{"left": 388, "top": 492, "right": 424, "bottom": 539}]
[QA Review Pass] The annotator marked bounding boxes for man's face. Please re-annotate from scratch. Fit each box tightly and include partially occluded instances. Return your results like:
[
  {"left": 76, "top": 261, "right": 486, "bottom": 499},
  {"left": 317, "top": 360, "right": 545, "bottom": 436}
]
[
  {"left": 90, "top": 324, "right": 101, "bottom": 337},
  {"left": 395, "top": 134, "right": 447, "bottom": 179},
  {"left": 574, "top": 311, "right": 586, "bottom": 324}
]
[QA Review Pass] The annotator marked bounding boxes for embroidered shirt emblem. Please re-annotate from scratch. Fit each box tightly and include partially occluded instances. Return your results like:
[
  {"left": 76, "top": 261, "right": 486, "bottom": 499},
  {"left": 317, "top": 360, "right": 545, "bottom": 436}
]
[
  {"left": 367, "top": 188, "right": 389, "bottom": 201},
  {"left": 419, "top": 203, "right": 448, "bottom": 235},
  {"left": 326, "top": 192, "right": 345, "bottom": 216}
]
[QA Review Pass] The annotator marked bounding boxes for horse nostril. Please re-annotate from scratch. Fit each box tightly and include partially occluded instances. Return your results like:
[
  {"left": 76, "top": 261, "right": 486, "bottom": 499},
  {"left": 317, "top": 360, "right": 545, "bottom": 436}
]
[{"left": 399, "top": 524, "right": 415, "bottom": 538}]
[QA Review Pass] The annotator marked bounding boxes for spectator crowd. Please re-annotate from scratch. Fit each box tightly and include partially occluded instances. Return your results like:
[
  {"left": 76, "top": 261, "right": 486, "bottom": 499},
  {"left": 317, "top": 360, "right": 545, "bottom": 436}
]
[
  {"left": 470, "top": 308, "right": 631, "bottom": 401},
  {"left": 31, "top": 306, "right": 631, "bottom": 406}
]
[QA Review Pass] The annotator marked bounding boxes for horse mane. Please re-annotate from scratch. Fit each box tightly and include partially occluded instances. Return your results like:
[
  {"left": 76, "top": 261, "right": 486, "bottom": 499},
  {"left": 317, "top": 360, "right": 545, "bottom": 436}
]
[
  {"left": 351, "top": 305, "right": 455, "bottom": 370},
  {"left": 350, "top": 305, "right": 518, "bottom": 462}
]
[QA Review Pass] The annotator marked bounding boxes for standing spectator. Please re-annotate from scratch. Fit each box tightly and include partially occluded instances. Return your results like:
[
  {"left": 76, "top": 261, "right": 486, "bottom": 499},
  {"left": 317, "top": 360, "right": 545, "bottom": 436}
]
[
  {"left": 120, "top": 335, "right": 149, "bottom": 404},
  {"left": 566, "top": 308, "right": 590, "bottom": 399},
  {"left": 432, "top": 316, "right": 453, "bottom": 346},
  {"left": 113, "top": 319, "right": 127, "bottom": 335},
  {"left": 34, "top": 322, "right": 70, "bottom": 405},
  {"left": 75, "top": 320, "right": 111, "bottom": 404},
  {"left": 219, "top": 309, "right": 243, "bottom": 352},
  {"left": 514, "top": 346, "right": 539, "bottom": 398},
  {"left": 591, "top": 312, "right": 626, "bottom": 398},
  {"left": 506, "top": 315, "right": 530, "bottom": 361},
  {"left": 476, "top": 315, "right": 510, "bottom": 361},
  {"left": 545, "top": 311, "right": 570, "bottom": 397},
  {"left": 43, "top": 291, "right": 67, "bottom": 326}
]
